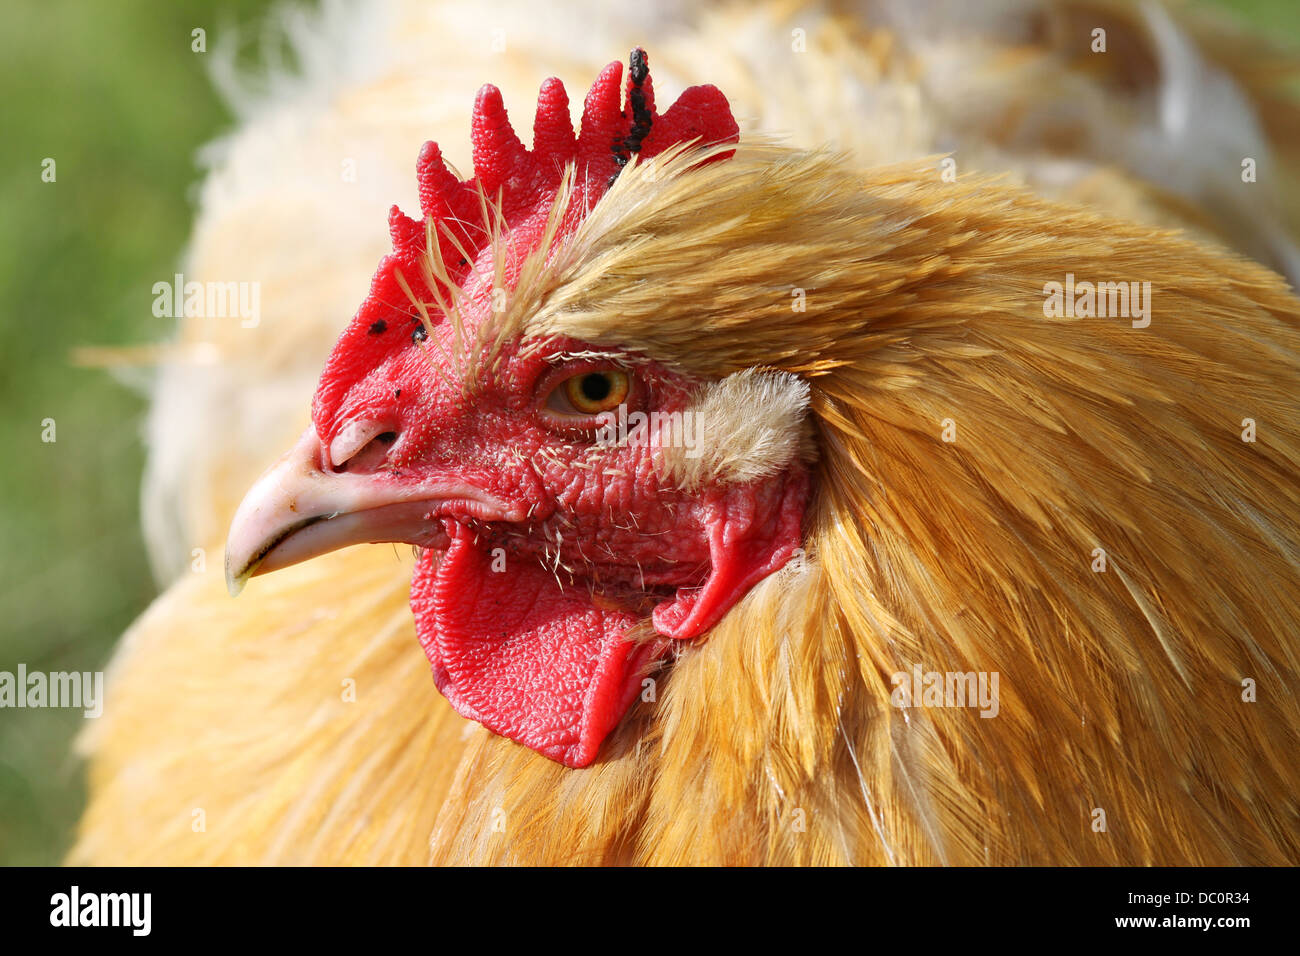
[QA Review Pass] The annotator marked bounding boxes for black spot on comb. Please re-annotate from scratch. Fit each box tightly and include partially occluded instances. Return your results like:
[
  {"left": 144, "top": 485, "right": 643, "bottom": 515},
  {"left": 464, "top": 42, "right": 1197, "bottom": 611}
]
[
  {"left": 412, "top": 326, "right": 428, "bottom": 344},
  {"left": 368, "top": 320, "right": 387, "bottom": 335},
  {"left": 629, "top": 48, "right": 649, "bottom": 86},
  {"left": 623, "top": 50, "right": 653, "bottom": 156},
  {"left": 608, "top": 49, "right": 654, "bottom": 190}
]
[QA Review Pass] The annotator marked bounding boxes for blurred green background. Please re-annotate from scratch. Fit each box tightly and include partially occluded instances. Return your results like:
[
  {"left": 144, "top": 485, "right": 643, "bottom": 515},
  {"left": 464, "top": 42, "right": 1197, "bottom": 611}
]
[
  {"left": 0, "top": 0, "right": 1295, "bottom": 866},
  {"left": 0, "top": 0, "right": 292, "bottom": 865}
]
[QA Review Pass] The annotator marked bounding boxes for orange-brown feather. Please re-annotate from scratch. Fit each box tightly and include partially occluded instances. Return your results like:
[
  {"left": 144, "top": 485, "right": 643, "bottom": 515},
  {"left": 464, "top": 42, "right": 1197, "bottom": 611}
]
[{"left": 73, "top": 0, "right": 1300, "bottom": 866}]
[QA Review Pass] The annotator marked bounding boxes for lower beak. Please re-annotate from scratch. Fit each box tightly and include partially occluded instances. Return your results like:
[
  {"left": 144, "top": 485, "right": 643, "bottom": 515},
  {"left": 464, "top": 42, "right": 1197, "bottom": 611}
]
[{"left": 224, "top": 426, "right": 513, "bottom": 596}]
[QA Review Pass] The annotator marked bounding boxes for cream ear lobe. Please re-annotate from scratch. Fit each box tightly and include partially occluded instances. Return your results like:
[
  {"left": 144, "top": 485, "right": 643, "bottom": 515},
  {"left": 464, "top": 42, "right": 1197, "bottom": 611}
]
[{"left": 659, "top": 367, "right": 814, "bottom": 490}]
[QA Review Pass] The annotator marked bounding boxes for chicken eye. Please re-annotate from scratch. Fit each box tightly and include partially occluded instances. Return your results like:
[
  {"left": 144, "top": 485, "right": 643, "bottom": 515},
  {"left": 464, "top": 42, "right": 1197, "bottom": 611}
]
[{"left": 547, "top": 370, "right": 631, "bottom": 417}]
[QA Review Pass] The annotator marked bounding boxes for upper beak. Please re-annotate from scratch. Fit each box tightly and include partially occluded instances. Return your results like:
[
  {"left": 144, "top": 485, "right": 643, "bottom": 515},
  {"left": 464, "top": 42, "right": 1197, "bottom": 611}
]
[{"left": 224, "top": 426, "right": 515, "bottom": 596}]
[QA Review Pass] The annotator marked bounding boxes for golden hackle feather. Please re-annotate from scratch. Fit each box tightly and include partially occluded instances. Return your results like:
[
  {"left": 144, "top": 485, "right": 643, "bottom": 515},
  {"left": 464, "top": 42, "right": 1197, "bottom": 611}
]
[
  {"left": 73, "top": 547, "right": 458, "bottom": 865},
  {"left": 75, "top": 0, "right": 1300, "bottom": 865},
  {"left": 425, "top": 150, "right": 1300, "bottom": 865}
]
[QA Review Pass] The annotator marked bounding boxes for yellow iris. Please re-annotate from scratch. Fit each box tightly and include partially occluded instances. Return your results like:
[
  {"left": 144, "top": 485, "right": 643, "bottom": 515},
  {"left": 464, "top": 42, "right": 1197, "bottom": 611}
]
[{"left": 562, "top": 370, "right": 630, "bottom": 415}]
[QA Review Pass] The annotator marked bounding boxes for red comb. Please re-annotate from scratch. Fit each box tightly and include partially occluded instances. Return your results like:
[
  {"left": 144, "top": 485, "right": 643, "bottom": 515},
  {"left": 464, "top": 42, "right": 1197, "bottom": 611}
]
[
  {"left": 395, "top": 48, "right": 736, "bottom": 299},
  {"left": 312, "top": 50, "right": 738, "bottom": 422}
]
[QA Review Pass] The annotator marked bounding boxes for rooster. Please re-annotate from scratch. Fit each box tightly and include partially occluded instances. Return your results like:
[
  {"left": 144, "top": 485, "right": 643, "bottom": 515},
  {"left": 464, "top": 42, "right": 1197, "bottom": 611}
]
[{"left": 74, "top": 0, "right": 1300, "bottom": 865}]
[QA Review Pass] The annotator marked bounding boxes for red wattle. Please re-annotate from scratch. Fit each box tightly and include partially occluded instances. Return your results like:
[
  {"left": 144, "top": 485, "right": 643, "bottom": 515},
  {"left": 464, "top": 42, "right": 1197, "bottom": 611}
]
[{"left": 411, "top": 525, "right": 655, "bottom": 768}]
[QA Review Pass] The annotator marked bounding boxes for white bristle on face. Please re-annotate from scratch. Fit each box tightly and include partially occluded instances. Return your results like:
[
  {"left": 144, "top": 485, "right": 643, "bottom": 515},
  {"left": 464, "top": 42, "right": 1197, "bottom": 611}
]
[{"left": 660, "top": 368, "right": 813, "bottom": 490}]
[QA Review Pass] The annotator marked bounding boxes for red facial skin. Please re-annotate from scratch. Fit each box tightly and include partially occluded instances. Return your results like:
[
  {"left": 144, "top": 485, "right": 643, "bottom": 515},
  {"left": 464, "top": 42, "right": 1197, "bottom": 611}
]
[
  {"left": 230, "top": 52, "right": 809, "bottom": 767},
  {"left": 312, "top": 309, "right": 808, "bottom": 766}
]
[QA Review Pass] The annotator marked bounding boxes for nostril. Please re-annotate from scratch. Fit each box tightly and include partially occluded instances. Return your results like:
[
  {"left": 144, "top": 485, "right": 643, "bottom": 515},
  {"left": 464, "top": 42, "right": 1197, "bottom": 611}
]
[{"left": 328, "top": 421, "right": 399, "bottom": 472}]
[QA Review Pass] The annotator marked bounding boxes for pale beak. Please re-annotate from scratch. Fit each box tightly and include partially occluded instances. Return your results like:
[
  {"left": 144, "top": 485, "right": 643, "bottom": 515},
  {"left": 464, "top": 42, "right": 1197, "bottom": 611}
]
[{"left": 224, "top": 426, "right": 516, "bottom": 596}]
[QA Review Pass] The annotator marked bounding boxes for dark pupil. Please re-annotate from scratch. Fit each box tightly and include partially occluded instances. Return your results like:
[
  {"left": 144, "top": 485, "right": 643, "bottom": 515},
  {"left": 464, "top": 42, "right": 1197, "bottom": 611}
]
[{"left": 580, "top": 374, "right": 611, "bottom": 402}]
